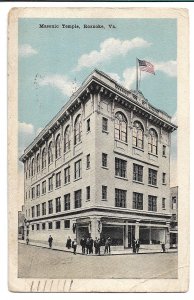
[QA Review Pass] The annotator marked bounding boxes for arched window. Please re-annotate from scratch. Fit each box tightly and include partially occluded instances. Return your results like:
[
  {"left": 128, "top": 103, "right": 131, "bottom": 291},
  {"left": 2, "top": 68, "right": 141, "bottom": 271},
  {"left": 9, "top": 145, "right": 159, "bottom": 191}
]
[
  {"left": 148, "top": 129, "right": 158, "bottom": 155},
  {"left": 48, "top": 141, "right": 53, "bottom": 164},
  {"left": 114, "top": 112, "right": 127, "bottom": 142},
  {"left": 31, "top": 158, "right": 35, "bottom": 176},
  {"left": 36, "top": 154, "right": 40, "bottom": 173},
  {"left": 42, "top": 148, "right": 46, "bottom": 169},
  {"left": 28, "top": 161, "right": 31, "bottom": 177},
  {"left": 55, "top": 134, "right": 61, "bottom": 159},
  {"left": 74, "top": 114, "right": 82, "bottom": 145},
  {"left": 133, "top": 121, "right": 144, "bottom": 149},
  {"left": 64, "top": 125, "right": 70, "bottom": 153}
]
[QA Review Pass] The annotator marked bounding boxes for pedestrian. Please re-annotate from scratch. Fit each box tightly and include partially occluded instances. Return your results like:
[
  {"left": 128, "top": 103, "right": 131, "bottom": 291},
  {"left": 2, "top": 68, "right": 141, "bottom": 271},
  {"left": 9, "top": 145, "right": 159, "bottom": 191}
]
[
  {"left": 161, "top": 243, "right": 166, "bottom": 253},
  {"left": 48, "top": 235, "right": 53, "bottom": 249},
  {"left": 96, "top": 238, "right": 101, "bottom": 255},
  {"left": 104, "top": 238, "right": 109, "bottom": 254},
  {"left": 132, "top": 239, "right": 136, "bottom": 253},
  {"left": 86, "top": 237, "right": 90, "bottom": 254},
  {"left": 26, "top": 237, "right": 29, "bottom": 245},
  {"left": 107, "top": 236, "right": 111, "bottom": 254},
  {"left": 94, "top": 237, "right": 98, "bottom": 255},
  {"left": 66, "top": 236, "right": 72, "bottom": 249},
  {"left": 72, "top": 238, "right": 77, "bottom": 254},
  {"left": 136, "top": 239, "right": 140, "bottom": 253},
  {"left": 89, "top": 237, "right": 94, "bottom": 254},
  {"left": 80, "top": 236, "right": 86, "bottom": 254}
]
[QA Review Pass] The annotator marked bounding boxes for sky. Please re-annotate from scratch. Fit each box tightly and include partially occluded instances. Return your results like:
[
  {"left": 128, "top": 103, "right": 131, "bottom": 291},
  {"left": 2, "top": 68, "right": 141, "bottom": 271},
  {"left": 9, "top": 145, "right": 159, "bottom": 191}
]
[{"left": 18, "top": 18, "right": 177, "bottom": 208}]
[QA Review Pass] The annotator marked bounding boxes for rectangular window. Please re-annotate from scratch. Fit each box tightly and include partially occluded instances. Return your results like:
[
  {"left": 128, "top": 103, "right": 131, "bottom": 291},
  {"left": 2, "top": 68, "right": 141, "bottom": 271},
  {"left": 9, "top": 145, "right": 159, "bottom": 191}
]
[
  {"left": 133, "top": 164, "right": 143, "bottom": 182},
  {"left": 36, "top": 184, "right": 40, "bottom": 197},
  {"left": 64, "top": 166, "right": 70, "bottom": 184},
  {"left": 74, "top": 159, "right": 81, "bottom": 180},
  {"left": 48, "top": 177, "right": 53, "bottom": 192},
  {"left": 48, "top": 222, "right": 52, "bottom": 230},
  {"left": 32, "top": 187, "right": 35, "bottom": 199},
  {"left": 86, "top": 154, "right": 90, "bottom": 169},
  {"left": 102, "top": 153, "right": 108, "bottom": 167},
  {"left": 87, "top": 118, "right": 90, "bottom": 132},
  {"left": 162, "top": 173, "right": 166, "bottom": 184},
  {"left": 56, "top": 221, "right": 61, "bottom": 229},
  {"left": 36, "top": 204, "right": 40, "bottom": 217},
  {"left": 74, "top": 189, "right": 82, "bottom": 208},
  {"left": 162, "top": 198, "right": 166, "bottom": 209},
  {"left": 148, "top": 169, "right": 157, "bottom": 186},
  {"left": 115, "top": 158, "right": 127, "bottom": 178},
  {"left": 56, "top": 197, "right": 61, "bottom": 213},
  {"left": 42, "top": 223, "right": 46, "bottom": 230},
  {"left": 48, "top": 200, "right": 53, "bottom": 214},
  {"left": 32, "top": 224, "right": 34, "bottom": 231},
  {"left": 133, "top": 193, "right": 143, "bottom": 210},
  {"left": 64, "top": 194, "right": 70, "bottom": 211},
  {"left": 36, "top": 224, "right": 40, "bottom": 230},
  {"left": 172, "top": 196, "right": 177, "bottom": 210},
  {"left": 42, "top": 180, "right": 46, "bottom": 194},
  {"left": 29, "top": 190, "right": 30, "bottom": 199},
  {"left": 86, "top": 186, "right": 90, "bottom": 200},
  {"left": 64, "top": 220, "right": 70, "bottom": 229},
  {"left": 102, "top": 185, "right": 107, "bottom": 200},
  {"left": 56, "top": 171, "right": 61, "bottom": 188},
  {"left": 42, "top": 202, "right": 46, "bottom": 215},
  {"left": 31, "top": 206, "right": 35, "bottom": 218},
  {"left": 115, "top": 189, "right": 126, "bottom": 208},
  {"left": 148, "top": 195, "right": 157, "bottom": 211},
  {"left": 102, "top": 117, "right": 108, "bottom": 132},
  {"left": 163, "top": 145, "right": 166, "bottom": 156}
]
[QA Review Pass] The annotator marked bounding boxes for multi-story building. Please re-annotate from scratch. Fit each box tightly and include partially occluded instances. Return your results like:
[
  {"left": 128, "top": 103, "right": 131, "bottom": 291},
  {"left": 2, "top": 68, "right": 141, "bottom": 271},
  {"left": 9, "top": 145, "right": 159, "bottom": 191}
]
[
  {"left": 170, "top": 186, "right": 178, "bottom": 248},
  {"left": 20, "top": 69, "right": 177, "bottom": 249}
]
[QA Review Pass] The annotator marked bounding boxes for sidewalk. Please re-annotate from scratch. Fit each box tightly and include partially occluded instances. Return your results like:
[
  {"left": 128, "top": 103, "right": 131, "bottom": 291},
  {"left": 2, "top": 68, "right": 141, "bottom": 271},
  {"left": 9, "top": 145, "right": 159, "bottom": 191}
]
[{"left": 19, "top": 240, "right": 177, "bottom": 256}]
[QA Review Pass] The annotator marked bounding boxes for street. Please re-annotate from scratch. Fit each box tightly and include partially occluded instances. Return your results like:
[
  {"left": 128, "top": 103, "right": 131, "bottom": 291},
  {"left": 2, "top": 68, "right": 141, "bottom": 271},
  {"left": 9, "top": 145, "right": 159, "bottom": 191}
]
[{"left": 18, "top": 244, "right": 178, "bottom": 279}]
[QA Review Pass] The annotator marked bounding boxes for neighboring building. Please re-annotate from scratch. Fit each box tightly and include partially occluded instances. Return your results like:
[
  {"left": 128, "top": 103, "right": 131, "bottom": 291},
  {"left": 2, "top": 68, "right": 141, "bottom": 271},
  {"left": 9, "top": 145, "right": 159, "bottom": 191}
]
[
  {"left": 170, "top": 186, "right": 178, "bottom": 248},
  {"left": 20, "top": 69, "right": 177, "bottom": 249},
  {"left": 18, "top": 208, "right": 25, "bottom": 240}
]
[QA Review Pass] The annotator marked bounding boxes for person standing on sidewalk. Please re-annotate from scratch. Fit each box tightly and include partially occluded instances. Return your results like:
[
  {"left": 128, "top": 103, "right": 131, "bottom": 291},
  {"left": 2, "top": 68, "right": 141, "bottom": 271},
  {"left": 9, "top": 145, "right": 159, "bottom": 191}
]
[
  {"left": 86, "top": 237, "right": 90, "bottom": 254},
  {"left": 104, "top": 238, "right": 109, "bottom": 254},
  {"left": 48, "top": 235, "right": 53, "bottom": 249},
  {"left": 132, "top": 239, "right": 136, "bottom": 253},
  {"left": 66, "top": 236, "right": 71, "bottom": 249},
  {"left": 80, "top": 236, "right": 86, "bottom": 254},
  {"left": 72, "top": 238, "right": 77, "bottom": 255},
  {"left": 107, "top": 236, "right": 111, "bottom": 254},
  {"left": 96, "top": 238, "right": 101, "bottom": 255},
  {"left": 136, "top": 239, "right": 140, "bottom": 253},
  {"left": 89, "top": 237, "right": 94, "bottom": 254},
  {"left": 94, "top": 237, "right": 98, "bottom": 254}
]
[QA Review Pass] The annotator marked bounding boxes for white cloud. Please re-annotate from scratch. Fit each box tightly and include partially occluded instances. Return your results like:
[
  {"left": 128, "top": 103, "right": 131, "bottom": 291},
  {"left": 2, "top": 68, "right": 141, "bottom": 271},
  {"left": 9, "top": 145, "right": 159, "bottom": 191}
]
[
  {"left": 37, "top": 74, "right": 79, "bottom": 97},
  {"left": 75, "top": 37, "right": 151, "bottom": 71},
  {"left": 107, "top": 72, "right": 121, "bottom": 83},
  {"left": 19, "top": 44, "right": 38, "bottom": 57},
  {"left": 19, "top": 122, "right": 34, "bottom": 135},
  {"left": 155, "top": 60, "right": 177, "bottom": 77}
]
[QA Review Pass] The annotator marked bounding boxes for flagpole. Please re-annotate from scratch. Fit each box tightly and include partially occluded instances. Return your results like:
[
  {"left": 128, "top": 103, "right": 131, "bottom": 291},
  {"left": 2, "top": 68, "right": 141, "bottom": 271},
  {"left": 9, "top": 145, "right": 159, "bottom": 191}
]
[{"left": 136, "top": 58, "right": 139, "bottom": 92}]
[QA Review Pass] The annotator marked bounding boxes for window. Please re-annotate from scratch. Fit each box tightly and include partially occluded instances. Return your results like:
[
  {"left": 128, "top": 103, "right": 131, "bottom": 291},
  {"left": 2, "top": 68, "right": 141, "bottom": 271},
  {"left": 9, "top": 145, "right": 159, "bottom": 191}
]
[
  {"left": 48, "top": 222, "right": 53, "bottom": 230},
  {"left": 148, "top": 195, "right": 157, "bottom": 211},
  {"left": 36, "top": 154, "right": 40, "bottom": 173},
  {"left": 48, "top": 200, "right": 53, "bottom": 214},
  {"left": 148, "top": 169, "right": 157, "bottom": 186},
  {"left": 42, "top": 148, "right": 46, "bottom": 169},
  {"left": 42, "top": 202, "right": 46, "bottom": 215},
  {"left": 115, "top": 158, "right": 127, "bottom": 178},
  {"left": 56, "top": 197, "right": 61, "bottom": 213},
  {"left": 36, "top": 224, "right": 40, "bottom": 230},
  {"left": 74, "top": 159, "right": 81, "bottom": 180},
  {"left": 48, "top": 177, "right": 53, "bottom": 192},
  {"left": 32, "top": 224, "right": 34, "bottom": 231},
  {"left": 64, "top": 220, "right": 70, "bottom": 229},
  {"left": 163, "top": 145, "right": 166, "bottom": 156},
  {"left": 42, "top": 180, "right": 46, "bottom": 194},
  {"left": 31, "top": 158, "right": 35, "bottom": 176},
  {"left": 64, "top": 125, "right": 70, "bottom": 153},
  {"left": 31, "top": 206, "right": 35, "bottom": 218},
  {"left": 36, "top": 204, "right": 40, "bottom": 217},
  {"left": 87, "top": 118, "right": 90, "bottom": 132},
  {"left": 102, "top": 153, "right": 107, "bottom": 167},
  {"left": 162, "top": 198, "right": 166, "bottom": 210},
  {"left": 148, "top": 129, "right": 158, "bottom": 155},
  {"left": 64, "top": 166, "right": 70, "bottom": 184},
  {"left": 133, "top": 193, "right": 143, "bottom": 210},
  {"left": 36, "top": 184, "right": 40, "bottom": 197},
  {"left": 102, "top": 117, "right": 108, "bottom": 132},
  {"left": 55, "top": 134, "right": 61, "bottom": 159},
  {"left": 115, "top": 189, "right": 126, "bottom": 208},
  {"left": 56, "top": 171, "right": 61, "bottom": 188},
  {"left": 29, "top": 190, "right": 30, "bottom": 199},
  {"left": 133, "top": 121, "right": 144, "bottom": 149},
  {"left": 133, "top": 164, "right": 143, "bottom": 182},
  {"left": 86, "top": 154, "right": 90, "bottom": 169},
  {"left": 102, "top": 186, "right": 107, "bottom": 200},
  {"left": 114, "top": 112, "right": 127, "bottom": 142},
  {"left": 48, "top": 141, "right": 53, "bottom": 164},
  {"left": 172, "top": 197, "right": 177, "bottom": 210},
  {"left": 74, "top": 190, "right": 82, "bottom": 208},
  {"left": 74, "top": 114, "right": 82, "bottom": 145},
  {"left": 42, "top": 223, "right": 46, "bottom": 230},
  {"left": 162, "top": 173, "right": 166, "bottom": 184},
  {"left": 56, "top": 221, "right": 61, "bottom": 229},
  {"left": 64, "top": 194, "right": 70, "bottom": 211},
  {"left": 32, "top": 187, "right": 35, "bottom": 199},
  {"left": 86, "top": 186, "right": 90, "bottom": 200}
]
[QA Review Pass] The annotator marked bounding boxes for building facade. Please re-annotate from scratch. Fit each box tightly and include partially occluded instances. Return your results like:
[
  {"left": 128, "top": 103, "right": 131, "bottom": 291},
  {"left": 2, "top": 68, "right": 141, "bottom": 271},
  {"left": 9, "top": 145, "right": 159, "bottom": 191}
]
[
  {"left": 170, "top": 186, "right": 178, "bottom": 248},
  {"left": 20, "top": 69, "right": 177, "bottom": 249}
]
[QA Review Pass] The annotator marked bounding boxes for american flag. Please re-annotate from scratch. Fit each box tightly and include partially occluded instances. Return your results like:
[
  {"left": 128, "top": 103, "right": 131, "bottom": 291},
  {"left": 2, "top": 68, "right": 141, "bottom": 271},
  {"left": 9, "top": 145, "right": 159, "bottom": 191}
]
[{"left": 138, "top": 59, "right": 155, "bottom": 75}]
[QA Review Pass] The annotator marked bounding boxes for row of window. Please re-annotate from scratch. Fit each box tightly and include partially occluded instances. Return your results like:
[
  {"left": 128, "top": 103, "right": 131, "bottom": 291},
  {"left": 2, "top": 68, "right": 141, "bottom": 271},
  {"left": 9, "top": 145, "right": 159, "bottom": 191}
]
[
  {"left": 31, "top": 220, "right": 70, "bottom": 231},
  {"left": 30, "top": 188, "right": 166, "bottom": 219},
  {"left": 25, "top": 112, "right": 167, "bottom": 179}
]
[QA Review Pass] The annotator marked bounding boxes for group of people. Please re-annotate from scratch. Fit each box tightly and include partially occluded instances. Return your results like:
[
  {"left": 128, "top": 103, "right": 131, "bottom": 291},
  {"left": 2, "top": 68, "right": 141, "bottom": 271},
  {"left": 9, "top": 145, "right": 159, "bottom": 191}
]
[{"left": 132, "top": 239, "right": 140, "bottom": 253}]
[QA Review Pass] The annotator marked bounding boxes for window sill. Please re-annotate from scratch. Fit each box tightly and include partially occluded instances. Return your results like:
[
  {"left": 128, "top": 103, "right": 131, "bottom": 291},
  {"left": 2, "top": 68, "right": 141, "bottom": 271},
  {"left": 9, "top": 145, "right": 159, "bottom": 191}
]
[
  {"left": 115, "top": 176, "right": 128, "bottom": 181},
  {"left": 148, "top": 184, "right": 158, "bottom": 188},
  {"left": 162, "top": 183, "right": 167, "bottom": 186},
  {"left": 148, "top": 152, "right": 158, "bottom": 157},
  {"left": 133, "top": 180, "right": 144, "bottom": 185},
  {"left": 101, "top": 199, "right": 107, "bottom": 201},
  {"left": 48, "top": 162, "right": 53, "bottom": 166},
  {"left": 42, "top": 192, "right": 46, "bottom": 196},
  {"left": 162, "top": 155, "right": 167, "bottom": 158},
  {"left": 102, "top": 130, "right": 109, "bottom": 134},
  {"left": 86, "top": 130, "right": 91, "bottom": 134},
  {"left": 74, "top": 177, "right": 82, "bottom": 182},
  {"left": 64, "top": 149, "right": 71, "bottom": 155},
  {"left": 86, "top": 199, "right": 90, "bottom": 202},
  {"left": 55, "top": 156, "right": 62, "bottom": 162},
  {"left": 86, "top": 167, "right": 91, "bottom": 170},
  {"left": 115, "top": 139, "right": 128, "bottom": 145},
  {"left": 64, "top": 182, "right": 70, "bottom": 186},
  {"left": 133, "top": 146, "right": 144, "bottom": 152},
  {"left": 102, "top": 166, "right": 108, "bottom": 170},
  {"left": 55, "top": 186, "right": 61, "bottom": 190},
  {"left": 48, "top": 190, "right": 53, "bottom": 193},
  {"left": 74, "top": 141, "right": 82, "bottom": 148},
  {"left": 64, "top": 228, "right": 70, "bottom": 230}
]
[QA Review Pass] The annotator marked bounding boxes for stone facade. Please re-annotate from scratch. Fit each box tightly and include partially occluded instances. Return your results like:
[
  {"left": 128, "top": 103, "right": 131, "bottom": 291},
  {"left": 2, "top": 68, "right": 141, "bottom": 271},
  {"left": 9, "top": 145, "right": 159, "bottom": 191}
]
[{"left": 20, "top": 69, "right": 177, "bottom": 249}]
